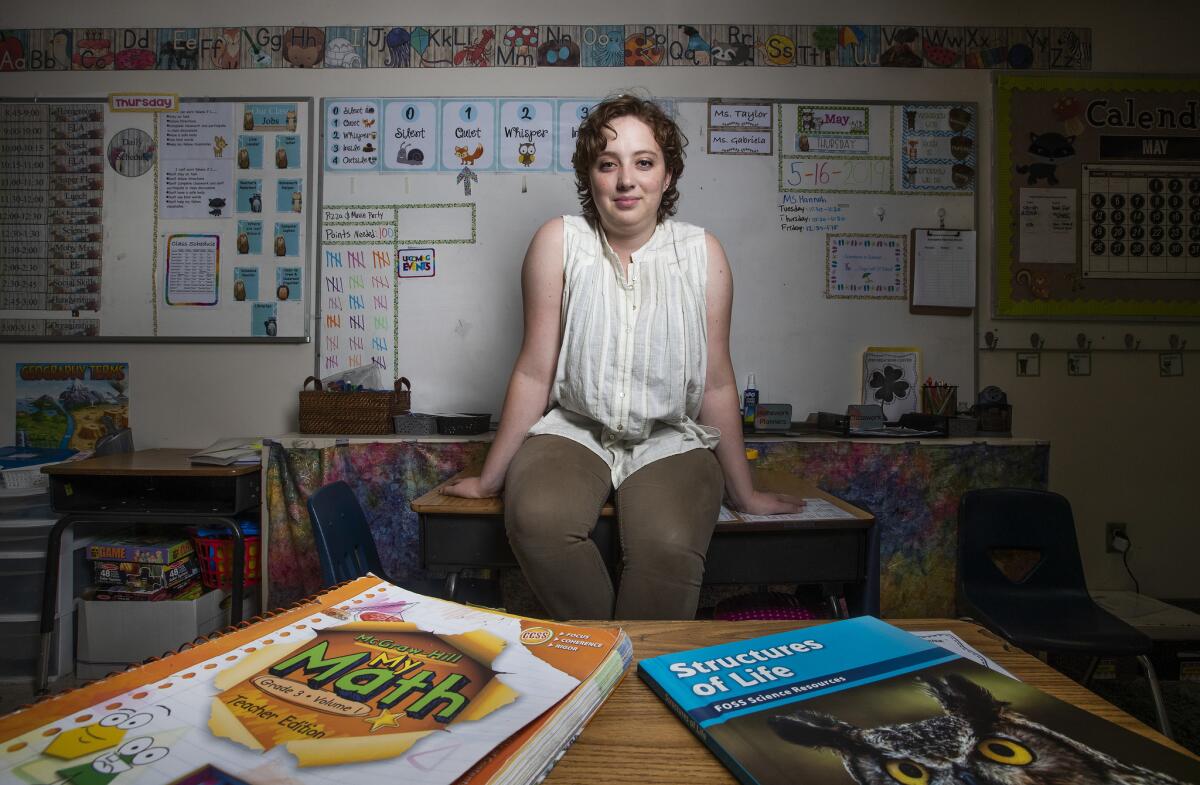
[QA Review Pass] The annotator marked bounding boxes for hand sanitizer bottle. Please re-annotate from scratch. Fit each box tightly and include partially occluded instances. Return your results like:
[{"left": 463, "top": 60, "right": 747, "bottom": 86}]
[{"left": 742, "top": 373, "right": 759, "bottom": 432}]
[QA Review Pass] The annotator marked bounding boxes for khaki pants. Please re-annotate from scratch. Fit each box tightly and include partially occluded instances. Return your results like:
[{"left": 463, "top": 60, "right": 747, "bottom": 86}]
[{"left": 504, "top": 434, "right": 723, "bottom": 620}]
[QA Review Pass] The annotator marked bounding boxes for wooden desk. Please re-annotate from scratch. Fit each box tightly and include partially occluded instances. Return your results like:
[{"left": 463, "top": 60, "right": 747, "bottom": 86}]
[
  {"left": 544, "top": 618, "right": 1194, "bottom": 783},
  {"left": 412, "top": 470, "right": 878, "bottom": 616},
  {"left": 37, "top": 449, "right": 260, "bottom": 692}
]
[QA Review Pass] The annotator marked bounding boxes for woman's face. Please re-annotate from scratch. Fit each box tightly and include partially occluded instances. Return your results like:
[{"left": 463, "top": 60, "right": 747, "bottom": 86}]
[{"left": 588, "top": 115, "right": 672, "bottom": 239}]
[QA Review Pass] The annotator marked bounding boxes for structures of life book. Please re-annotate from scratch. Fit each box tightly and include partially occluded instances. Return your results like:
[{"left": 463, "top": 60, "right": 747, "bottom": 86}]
[
  {"left": 638, "top": 615, "right": 1199, "bottom": 785},
  {"left": 0, "top": 576, "right": 631, "bottom": 785}
]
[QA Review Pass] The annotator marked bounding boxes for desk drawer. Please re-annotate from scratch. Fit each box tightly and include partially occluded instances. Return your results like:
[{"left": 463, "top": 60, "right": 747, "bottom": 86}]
[
  {"left": 704, "top": 529, "right": 865, "bottom": 585},
  {"left": 422, "top": 516, "right": 519, "bottom": 569},
  {"left": 51, "top": 472, "right": 260, "bottom": 515}
]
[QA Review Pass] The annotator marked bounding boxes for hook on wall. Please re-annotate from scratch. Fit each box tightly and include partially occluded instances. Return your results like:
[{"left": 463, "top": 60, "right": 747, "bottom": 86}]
[
  {"left": 984, "top": 330, "right": 999, "bottom": 350},
  {"left": 1169, "top": 334, "right": 1188, "bottom": 351},
  {"left": 1124, "top": 333, "right": 1141, "bottom": 350},
  {"left": 1075, "top": 332, "right": 1092, "bottom": 350},
  {"left": 937, "top": 207, "right": 946, "bottom": 229},
  {"left": 1029, "top": 332, "right": 1045, "bottom": 350}
]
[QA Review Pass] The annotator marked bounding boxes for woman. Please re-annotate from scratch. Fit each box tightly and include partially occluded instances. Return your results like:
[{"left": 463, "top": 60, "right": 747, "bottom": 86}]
[{"left": 444, "top": 94, "right": 802, "bottom": 620}]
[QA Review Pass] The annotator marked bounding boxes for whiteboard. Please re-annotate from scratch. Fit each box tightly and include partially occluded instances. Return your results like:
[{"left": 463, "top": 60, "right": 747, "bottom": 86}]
[
  {"left": 0, "top": 96, "right": 314, "bottom": 341},
  {"left": 317, "top": 97, "right": 977, "bottom": 419}
]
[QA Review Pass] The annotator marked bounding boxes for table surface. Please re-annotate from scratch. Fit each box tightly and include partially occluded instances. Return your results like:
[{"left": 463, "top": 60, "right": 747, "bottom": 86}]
[
  {"left": 412, "top": 469, "right": 873, "bottom": 531},
  {"left": 41, "top": 448, "right": 259, "bottom": 478},
  {"left": 545, "top": 618, "right": 1194, "bottom": 784}
]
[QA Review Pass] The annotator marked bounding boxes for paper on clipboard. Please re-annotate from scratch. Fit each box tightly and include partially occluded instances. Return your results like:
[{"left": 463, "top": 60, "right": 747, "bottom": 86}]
[{"left": 912, "top": 229, "right": 976, "bottom": 309}]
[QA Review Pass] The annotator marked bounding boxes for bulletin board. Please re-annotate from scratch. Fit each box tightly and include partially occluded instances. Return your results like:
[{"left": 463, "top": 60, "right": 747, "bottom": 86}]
[
  {"left": 317, "top": 96, "right": 978, "bottom": 416},
  {"left": 0, "top": 96, "right": 313, "bottom": 340},
  {"left": 995, "top": 73, "right": 1200, "bottom": 320}
]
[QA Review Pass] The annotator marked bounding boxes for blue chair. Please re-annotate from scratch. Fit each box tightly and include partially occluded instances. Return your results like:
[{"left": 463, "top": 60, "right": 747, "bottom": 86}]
[
  {"left": 957, "top": 488, "right": 1173, "bottom": 739},
  {"left": 306, "top": 480, "right": 448, "bottom": 598},
  {"left": 305, "top": 481, "right": 388, "bottom": 587}
]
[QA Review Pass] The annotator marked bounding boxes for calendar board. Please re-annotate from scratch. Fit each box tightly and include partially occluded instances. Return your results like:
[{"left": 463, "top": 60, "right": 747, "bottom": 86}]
[{"left": 995, "top": 73, "right": 1200, "bottom": 319}]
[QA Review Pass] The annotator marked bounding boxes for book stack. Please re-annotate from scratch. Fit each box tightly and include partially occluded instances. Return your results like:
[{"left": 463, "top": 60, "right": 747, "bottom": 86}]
[
  {"left": 85, "top": 533, "right": 202, "bottom": 601},
  {"left": 0, "top": 576, "right": 631, "bottom": 785}
]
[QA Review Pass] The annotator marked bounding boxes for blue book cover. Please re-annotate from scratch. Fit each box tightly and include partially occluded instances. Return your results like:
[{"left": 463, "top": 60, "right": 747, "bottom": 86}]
[{"left": 638, "top": 616, "right": 1200, "bottom": 785}]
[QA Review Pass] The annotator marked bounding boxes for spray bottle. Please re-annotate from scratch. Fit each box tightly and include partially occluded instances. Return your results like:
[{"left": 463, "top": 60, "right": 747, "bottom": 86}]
[{"left": 742, "top": 372, "right": 759, "bottom": 432}]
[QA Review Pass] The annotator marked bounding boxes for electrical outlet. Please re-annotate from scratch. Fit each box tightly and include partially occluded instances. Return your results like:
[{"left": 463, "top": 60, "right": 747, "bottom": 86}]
[{"left": 1106, "top": 522, "right": 1128, "bottom": 553}]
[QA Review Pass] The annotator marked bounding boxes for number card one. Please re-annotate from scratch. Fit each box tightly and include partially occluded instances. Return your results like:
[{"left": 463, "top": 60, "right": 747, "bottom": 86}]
[{"left": 441, "top": 100, "right": 496, "bottom": 171}]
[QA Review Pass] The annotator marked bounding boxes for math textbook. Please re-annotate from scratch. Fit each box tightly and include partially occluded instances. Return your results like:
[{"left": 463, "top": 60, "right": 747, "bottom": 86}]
[
  {"left": 638, "top": 616, "right": 1199, "bottom": 785},
  {"left": 0, "top": 576, "right": 631, "bottom": 785}
]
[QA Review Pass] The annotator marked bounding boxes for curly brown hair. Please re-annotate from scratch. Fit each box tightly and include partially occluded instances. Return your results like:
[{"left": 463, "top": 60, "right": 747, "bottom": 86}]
[{"left": 572, "top": 95, "right": 687, "bottom": 226}]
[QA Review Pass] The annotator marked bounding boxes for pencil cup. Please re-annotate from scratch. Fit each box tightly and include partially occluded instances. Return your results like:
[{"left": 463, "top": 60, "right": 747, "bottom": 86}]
[{"left": 921, "top": 385, "right": 958, "bottom": 416}]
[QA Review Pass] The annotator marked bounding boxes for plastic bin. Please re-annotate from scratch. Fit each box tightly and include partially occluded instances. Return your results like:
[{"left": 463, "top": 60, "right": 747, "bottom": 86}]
[
  {"left": 0, "top": 518, "right": 56, "bottom": 553},
  {"left": 0, "top": 552, "right": 47, "bottom": 615},
  {"left": 193, "top": 535, "right": 261, "bottom": 589}
]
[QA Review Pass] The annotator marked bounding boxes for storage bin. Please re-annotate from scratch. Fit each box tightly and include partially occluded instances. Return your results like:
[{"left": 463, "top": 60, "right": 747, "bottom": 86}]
[
  {"left": 0, "top": 488, "right": 54, "bottom": 519},
  {"left": 298, "top": 376, "right": 411, "bottom": 434},
  {"left": 193, "top": 535, "right": 261, "bottom": 589},
  {"left": 76, "top": 589, "right": 226, "bottom": 671},
  {"left": 0, "top": 613, "right": 70, "bottom": 681},
  {"left": 0, "top": 552, "right": 47, "bottom": 615},
  {"left": 0, "top": 517, "right": 56, "bottom": 553}
]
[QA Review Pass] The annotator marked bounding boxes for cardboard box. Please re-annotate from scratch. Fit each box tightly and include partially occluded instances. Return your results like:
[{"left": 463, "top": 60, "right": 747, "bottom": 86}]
[{"left": 75, "top": 589, "right": 259, "bottom": 680}]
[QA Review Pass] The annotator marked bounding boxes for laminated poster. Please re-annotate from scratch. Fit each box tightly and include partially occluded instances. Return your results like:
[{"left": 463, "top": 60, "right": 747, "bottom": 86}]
[{"left": 14, "top": 361, "right": 129, "bottom": 449}]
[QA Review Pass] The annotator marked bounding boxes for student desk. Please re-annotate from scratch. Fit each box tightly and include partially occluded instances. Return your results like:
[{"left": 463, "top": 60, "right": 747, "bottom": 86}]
[
  {"left": 412, "top": 469, "right": 877, "bottom": 617},
  {"left": 36, "top": 449, "right": 259, "bottom": 693},
  {"left": 546, "top": 618, "right": 1195, "bottom": 783}
]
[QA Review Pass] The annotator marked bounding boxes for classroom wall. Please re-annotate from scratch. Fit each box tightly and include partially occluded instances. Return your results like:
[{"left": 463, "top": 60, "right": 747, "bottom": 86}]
[{"left": 2, "top": 0, "right": 1197, "bottom": 599}]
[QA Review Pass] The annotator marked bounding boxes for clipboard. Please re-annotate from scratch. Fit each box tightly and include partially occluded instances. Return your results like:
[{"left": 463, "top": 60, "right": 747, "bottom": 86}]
[{"left": 909, "top": 228, "right": 976, "bottom": 315}]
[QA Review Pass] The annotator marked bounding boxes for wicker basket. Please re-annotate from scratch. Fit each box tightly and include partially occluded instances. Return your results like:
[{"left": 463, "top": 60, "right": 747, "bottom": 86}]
[{"left": 298, "top": 376, "right": 411, "bottom": 434}]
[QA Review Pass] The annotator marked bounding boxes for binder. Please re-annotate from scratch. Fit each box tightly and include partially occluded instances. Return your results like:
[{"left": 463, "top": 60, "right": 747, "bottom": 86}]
[{"left": 909, "top": 228, "right": 977, "bottom": 315}]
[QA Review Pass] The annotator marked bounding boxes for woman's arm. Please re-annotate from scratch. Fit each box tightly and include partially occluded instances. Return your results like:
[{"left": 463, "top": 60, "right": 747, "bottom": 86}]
[
  {"left": 443, "top": 218, "right": 565, "bottom": 498},
  {"left": 697, "top": 232, "right": 804, "bottom": 515}
]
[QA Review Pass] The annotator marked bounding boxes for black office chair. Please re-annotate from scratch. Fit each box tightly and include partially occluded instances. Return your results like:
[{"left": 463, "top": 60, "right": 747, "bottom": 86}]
[
  {"left": 957, "top": 488, "right": 1173, "bottom": 739},
  {"left": 306, "top": 480, "right": 458, "bottom": 600}
]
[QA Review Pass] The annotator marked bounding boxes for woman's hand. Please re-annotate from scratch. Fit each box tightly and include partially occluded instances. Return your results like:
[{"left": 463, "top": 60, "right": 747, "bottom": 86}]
[
  {"left": 441, "top": 476, "right": 501, "bottom": 499},
  {"left": 733, "top": 490, "right": 806, "bottom": 516}
]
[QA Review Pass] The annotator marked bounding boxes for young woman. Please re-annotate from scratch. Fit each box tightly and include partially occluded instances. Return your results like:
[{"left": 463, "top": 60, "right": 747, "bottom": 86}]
[{"left": 444, "top": 95, "right": 802, "bottom": 620}]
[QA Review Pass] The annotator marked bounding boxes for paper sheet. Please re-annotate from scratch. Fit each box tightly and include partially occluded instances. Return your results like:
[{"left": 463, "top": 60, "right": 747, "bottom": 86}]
[
  {"left": 913, "top": 630, "right": 1015, "bottom": 678},
  {"left": 720, "top": 499, "right": 857, "bottom": 522},
  {"left": 912, "top": 229, "right": 976, "bottom": 308}
]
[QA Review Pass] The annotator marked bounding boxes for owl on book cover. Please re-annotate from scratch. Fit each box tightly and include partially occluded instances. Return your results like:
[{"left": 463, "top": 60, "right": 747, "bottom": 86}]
[{"left": 770, "top": 672, "right": 1188, "bottom": 785}]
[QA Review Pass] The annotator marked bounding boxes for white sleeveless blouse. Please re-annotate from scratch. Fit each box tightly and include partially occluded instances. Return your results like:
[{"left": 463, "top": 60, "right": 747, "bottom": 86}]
[{"left": 527, "top": 215, "right": 720, "bottom": 487}]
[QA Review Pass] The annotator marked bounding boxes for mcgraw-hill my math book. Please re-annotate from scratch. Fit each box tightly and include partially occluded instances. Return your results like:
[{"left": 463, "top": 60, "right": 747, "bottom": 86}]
[
  {"left": 0, "top": 576, "right": 631, "bottom": 785},
  {"left": 638, "top": 616, "right": 1200, "bottom": 785}
]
